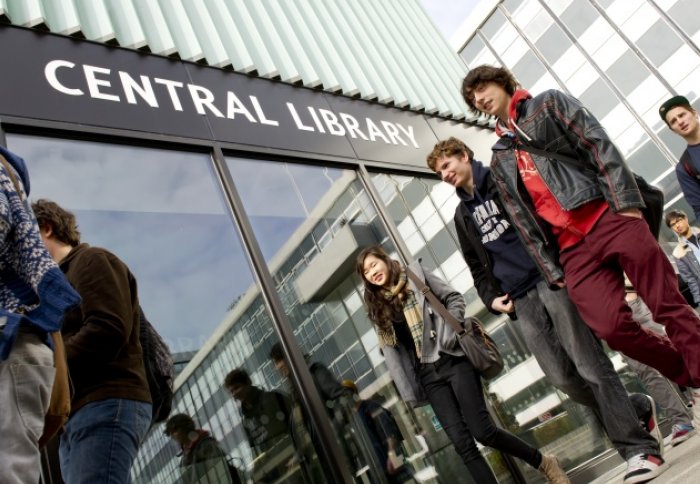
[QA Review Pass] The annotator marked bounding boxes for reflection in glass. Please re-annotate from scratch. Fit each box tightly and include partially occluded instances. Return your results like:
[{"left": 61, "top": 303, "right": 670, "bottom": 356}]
[{"left": 5, "top": 134, "right": 311, "bottom": 483}]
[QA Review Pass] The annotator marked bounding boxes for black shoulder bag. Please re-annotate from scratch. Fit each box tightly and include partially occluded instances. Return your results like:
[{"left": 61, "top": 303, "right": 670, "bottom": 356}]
[
  {"left": 516, "top": 144, "right": 665, "bottom": 239},
  {"left": 405, "top": 269, "right": 504, "bottom": 380}
]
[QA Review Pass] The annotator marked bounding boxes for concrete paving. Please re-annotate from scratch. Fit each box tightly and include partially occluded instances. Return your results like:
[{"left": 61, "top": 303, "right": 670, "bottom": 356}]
[{"left": 589, "top": 433, "right": 699, "bottom": 484}]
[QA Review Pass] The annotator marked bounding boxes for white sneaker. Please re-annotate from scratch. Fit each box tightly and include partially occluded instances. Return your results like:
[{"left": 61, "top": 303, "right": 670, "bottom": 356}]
[{"left": 622, "top": 453, "right": 667, "bottom": 484}]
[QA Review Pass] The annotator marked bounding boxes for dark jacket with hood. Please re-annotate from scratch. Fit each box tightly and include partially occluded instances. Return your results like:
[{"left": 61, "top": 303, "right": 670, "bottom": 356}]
[
  {"left": 59, "top": 243, "right": 151, "bottom": 413},
  {"left": 489, "top": 89, "right": 645, "bottom": 284},
  {"left": 453, "top": 159, "right": 541, "bottom": 317}
]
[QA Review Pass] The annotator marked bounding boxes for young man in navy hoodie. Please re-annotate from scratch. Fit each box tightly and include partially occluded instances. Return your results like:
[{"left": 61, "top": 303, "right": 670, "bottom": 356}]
[{"left": 427, "top": 137, "right": 665, "bottom": 484}]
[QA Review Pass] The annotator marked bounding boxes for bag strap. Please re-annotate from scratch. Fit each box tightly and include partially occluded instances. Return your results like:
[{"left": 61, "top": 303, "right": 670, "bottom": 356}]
[
  {"left": 681, "top": 150, "right": 700, "bottom": 180},
  {"left": 515, "top": 143, "right": 580, "bottom": 166},
  {"left": 404, "top": 268, "right": 467, "bottom": 336}
]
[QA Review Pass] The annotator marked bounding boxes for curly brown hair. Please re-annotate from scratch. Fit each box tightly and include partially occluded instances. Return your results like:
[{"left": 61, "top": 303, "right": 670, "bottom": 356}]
[
  {"left": 32, "top": 199, "right": 81, "bottom": 246},
  {"left": 461, "top": 65, "right": 519, "bottom": 116},
  {"left": 426, "top": 137, "right": 474, "bottom": 171},
  {"left": 355, "top": 246, "right": 410, "bottom": 330}
]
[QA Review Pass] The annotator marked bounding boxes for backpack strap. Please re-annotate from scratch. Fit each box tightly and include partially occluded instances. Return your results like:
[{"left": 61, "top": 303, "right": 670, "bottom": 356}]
[{"left": 681, "top": 150, "right": 700, "bottom": 180}]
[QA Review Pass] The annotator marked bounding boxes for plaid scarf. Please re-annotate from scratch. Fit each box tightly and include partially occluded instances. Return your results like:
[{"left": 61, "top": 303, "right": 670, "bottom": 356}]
[{"left": 377, "top": 270, "right": 424, "bottom": 358}]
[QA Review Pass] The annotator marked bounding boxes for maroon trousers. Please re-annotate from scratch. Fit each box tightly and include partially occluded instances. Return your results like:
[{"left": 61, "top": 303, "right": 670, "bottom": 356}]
[{"left": 560, "top": 209, "right": 700, "bottom": 387}]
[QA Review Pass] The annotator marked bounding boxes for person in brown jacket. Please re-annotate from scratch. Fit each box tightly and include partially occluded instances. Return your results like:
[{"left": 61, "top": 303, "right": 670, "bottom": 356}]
[{"left": 33, "top": 198, "right": 152, "bottom": 484}]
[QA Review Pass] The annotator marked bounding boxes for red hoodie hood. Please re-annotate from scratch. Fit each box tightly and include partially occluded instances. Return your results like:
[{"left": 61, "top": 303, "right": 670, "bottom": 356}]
[{"left": 495, "top": 89, "right": 532, "bottom": 137}]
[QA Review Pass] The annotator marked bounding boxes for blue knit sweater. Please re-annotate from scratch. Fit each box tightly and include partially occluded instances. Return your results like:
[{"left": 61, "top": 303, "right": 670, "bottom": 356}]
[{"left": 0, "top": 146, "right": 80, "bottom": 360}]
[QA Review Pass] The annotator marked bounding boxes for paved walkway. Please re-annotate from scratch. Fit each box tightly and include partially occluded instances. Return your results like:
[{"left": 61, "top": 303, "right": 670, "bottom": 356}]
[{"left": 590, "top": 433, "right": 699, "bottom": 483}]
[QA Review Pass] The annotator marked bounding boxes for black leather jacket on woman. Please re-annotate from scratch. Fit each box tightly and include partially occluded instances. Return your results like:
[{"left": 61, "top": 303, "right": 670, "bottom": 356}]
[{"left": 489, "top": 89, "right": 645, "bottom": 284}]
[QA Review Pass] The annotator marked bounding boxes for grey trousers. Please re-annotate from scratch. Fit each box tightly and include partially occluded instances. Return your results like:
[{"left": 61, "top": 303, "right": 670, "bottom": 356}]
[
  {"left": 624, "top": 296, "right": 692, "bottom": 427},
  {"left": 514, "top": 280, "right": 660, "bottom": 459},
  {"left": 0, "top": 331, "right": 55, "bottom": 484}
]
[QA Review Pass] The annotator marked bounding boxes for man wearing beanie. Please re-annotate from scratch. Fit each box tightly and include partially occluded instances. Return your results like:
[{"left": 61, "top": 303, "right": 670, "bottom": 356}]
[{"left": 659, "top": 95, "right": 700, "bottom": 219}]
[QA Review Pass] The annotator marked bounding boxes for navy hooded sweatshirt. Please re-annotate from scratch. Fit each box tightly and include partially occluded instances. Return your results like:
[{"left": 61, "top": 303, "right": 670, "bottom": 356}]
[{"left": 456, "top": 159, "right": 541, "bottom": 300}]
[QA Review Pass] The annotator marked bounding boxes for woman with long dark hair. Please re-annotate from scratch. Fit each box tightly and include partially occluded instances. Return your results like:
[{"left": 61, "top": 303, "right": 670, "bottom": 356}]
[{"left": 356, "top": 246, "right": 569, "bottom": 484}]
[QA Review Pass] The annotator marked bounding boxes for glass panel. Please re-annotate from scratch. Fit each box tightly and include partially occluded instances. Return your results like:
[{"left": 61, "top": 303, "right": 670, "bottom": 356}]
[
  {"left": 605, "top": 50, "right": 652, "bottom": 96},
  {"left": 510, "top": 50, "right": 546, "bottom": 92},
  {"left": 668, "top": 0, "right": 700, "bottom": 38},
  {"left": 559, "top": 1, "right": 599, "bottom": 37},
  {"left": 535, "top": 24, "right": 572, "bottom": 64},
  {"left": 5, "top": 134, "right": 320, "bottom": 484},
  {"left": 636, "top": 19, "right": 683, "bottom": 66},
  {"left": 225, "top": 156, "right": 442, "bottom": 483},
  {"left": 578, "top": 77, "right": 620, "bottom": 121}
]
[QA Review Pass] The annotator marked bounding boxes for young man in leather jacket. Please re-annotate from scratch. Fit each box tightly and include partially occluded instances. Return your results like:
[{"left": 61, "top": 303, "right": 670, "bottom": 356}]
[{"left": 461, "top": 64, "right": 700, "bottom": 483}]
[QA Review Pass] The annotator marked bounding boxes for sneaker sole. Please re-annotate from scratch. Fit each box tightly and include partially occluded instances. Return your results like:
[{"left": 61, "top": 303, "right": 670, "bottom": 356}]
[
  {"left": 671, "top": 429, "right": 695, "bottom": 446},
  {"left": 623, "top": 461, "right": 669, "bottom": 484}
]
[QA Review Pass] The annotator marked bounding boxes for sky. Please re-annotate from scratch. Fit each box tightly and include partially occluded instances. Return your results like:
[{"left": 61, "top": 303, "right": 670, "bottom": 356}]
[{"left": 418, "top": 0, "right": 481, "bottom": 40}]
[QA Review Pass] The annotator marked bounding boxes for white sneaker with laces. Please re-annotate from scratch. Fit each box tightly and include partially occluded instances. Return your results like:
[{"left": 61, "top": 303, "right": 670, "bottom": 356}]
[{"left": 622, "top": 453, "right": 667, "bottom": 484}]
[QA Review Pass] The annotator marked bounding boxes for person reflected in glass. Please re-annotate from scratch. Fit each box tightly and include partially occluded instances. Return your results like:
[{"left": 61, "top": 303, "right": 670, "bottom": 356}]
[
  {"left": 224, "top": 368, "right": 294, "bottom": 482},
  {"left": 164, "top": 413, "right": 237, "bottom": 484},
  {"left": 269, "top": 343, "right": 357, "bottom": 481},
  {"left": 356, "top": 246, "right": 569, "bottom": 484},
  {"left": 341, "top": 379, "right": 414, "bottom": 484}
]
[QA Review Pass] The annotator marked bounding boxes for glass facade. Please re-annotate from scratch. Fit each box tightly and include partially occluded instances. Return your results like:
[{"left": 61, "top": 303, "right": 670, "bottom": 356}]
[{"left": 9, "top": 129, "right": 642, "bottom": 484}]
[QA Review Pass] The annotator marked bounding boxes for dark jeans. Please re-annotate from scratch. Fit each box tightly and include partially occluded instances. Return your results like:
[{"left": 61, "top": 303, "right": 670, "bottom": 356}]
[
  {"left": 560, "top": 209, "right": 700, "bottom": 388},
  {"left": 514, "top": 280, "right": 660, "bottom": 459},
  {"left": 418, "top": 355, "right": 540, "bottom": 484}
]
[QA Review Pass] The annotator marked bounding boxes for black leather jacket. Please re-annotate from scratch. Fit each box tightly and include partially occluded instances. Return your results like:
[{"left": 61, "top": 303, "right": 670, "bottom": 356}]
[{"left": 489, "top": 89, "right": 644, "bottom": 284}]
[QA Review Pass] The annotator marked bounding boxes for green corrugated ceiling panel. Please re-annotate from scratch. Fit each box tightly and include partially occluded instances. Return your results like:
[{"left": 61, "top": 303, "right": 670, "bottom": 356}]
[
  {"left": 227, "top": 0, "right": 278, "bottom": 78},
  {"left": 204, "top": 0, "right": 255, "bottom": 73},
  {"left": 73, "top": 0, "right": 116, "bottom": 43},
  {"left": 410, "top": 1, "right": 472, "bottom": 119},
  {"left": 156, "top": 0, "right": 204, "bottom": 62},
  {"left": 347, "top": 0, "right": 416, "bottom": 108},
  {"left": 131, "top": 0, "right": 176, "bottom": 56},
  {"left": 403, "top": 0, "right": 470, "bottom": 118},
  {"left": 307, "top": 0, "right": 376, "bottom": 99},
  {"left": 268, "top": 0, "right": 323, "bottom": 89},
  {"left": 371, "top": 0, "right": 438, "bottom": 113},
  {"left": 285, "top": 0, "right": 346, "bottom": 93},
  {"left": 334, "top": 0, "right": 398, "bottom": 105},
  {"left": 103, "top": 0, "right": 146, "bottom": 49},
  {"left": 181, "top": 0, "right": 231, "bottom": 68},
  {"left": 243, "top": 0, "right": 301, "bottom": 83},
  {"left": 41, "top": 0, "right": 80, "bottom": 35},
  {"left": 7, "top": 0, "right": 45, "bottom": 27}
]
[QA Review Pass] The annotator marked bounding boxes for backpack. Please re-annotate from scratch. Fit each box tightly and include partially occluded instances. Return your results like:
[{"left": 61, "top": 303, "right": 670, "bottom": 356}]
[{"left": 139, "top": 307, "right": 175, "bottom": 424}]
